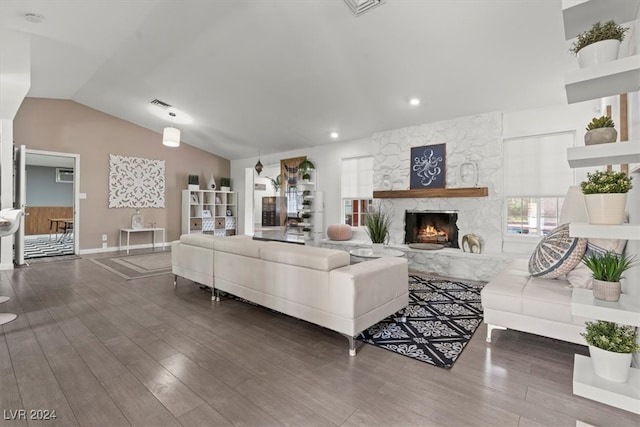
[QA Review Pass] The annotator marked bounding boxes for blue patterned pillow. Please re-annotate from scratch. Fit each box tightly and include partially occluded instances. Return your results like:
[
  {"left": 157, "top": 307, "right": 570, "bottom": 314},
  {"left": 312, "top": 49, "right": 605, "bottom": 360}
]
[{"left": 528, "top": 224, "right": 587, "bottom": 279}]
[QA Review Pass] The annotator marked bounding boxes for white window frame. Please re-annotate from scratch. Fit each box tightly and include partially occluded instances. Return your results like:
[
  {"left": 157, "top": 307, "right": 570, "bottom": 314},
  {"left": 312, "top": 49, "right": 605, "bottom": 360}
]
[{"left": 341, "top": 156, "right": 373, "bottom": 228}]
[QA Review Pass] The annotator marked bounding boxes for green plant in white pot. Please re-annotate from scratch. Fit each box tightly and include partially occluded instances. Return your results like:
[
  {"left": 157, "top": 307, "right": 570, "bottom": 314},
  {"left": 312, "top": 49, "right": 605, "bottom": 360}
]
[
  {"left": 581, "top": 320, "right": 640, "bottom": 383},
  {"left": 580, "top": 170, "right": 632, "bottom": 225},
  {"left": 571, "top": 20, "right": 629, "bottom": 68},
  {"left": 584, "top": 116, "right": 617, "bottom": 146},
  {"left": 365, "top": 208, "right": 391, "bottom": 253},
  {"left": 582, "top": 251, "right": 639, "bottom": 302}
]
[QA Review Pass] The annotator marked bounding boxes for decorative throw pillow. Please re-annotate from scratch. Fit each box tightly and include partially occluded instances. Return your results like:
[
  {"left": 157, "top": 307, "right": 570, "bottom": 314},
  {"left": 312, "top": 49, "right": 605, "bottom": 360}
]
[
  {"left": 566, "top": 239, "right": 628, "bottom": 288},
  {"left": 327, "top": 224, "right": 353, "bottom": 241},
  {"left": 528, "top": 224, "right": 587, "bottom": 279}
]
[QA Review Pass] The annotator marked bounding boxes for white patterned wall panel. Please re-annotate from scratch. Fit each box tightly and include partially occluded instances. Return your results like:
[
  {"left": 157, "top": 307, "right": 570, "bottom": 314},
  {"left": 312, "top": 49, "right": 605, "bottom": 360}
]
[{"left": 108, "top": 155, "right": 166, "bottom": 208}]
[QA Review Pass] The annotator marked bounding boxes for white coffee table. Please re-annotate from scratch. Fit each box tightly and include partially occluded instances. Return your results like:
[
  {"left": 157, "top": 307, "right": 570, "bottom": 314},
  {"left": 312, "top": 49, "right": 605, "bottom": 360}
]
[{"left": 349, "top": 248, "right": 405, "bottom": 259}]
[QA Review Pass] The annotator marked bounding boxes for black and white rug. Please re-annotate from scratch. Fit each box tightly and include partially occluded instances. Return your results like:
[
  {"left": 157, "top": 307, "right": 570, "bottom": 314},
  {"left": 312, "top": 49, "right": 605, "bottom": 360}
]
[
  {"left": 357, "top": 275, "right": 484, "bottom": 368},
  {"left": 24, "top": 236, "right": 74, "bottom": 259}
]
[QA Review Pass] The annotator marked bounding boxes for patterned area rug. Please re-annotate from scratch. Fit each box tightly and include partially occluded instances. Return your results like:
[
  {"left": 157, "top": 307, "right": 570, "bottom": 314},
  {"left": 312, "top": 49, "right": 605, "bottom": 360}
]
[
  {"left": 89, "top": 251, "right": 171, "bottom": 280},
  {"left": 357, "top": 274, "right": 484, "bottom": 368},
  {"left": 24, "top": 236, "right": 74, "bottom": 259}
]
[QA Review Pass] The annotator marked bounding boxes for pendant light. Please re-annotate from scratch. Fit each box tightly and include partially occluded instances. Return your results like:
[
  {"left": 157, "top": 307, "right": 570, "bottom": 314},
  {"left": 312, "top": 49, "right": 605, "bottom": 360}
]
[
  {"left": 255, "top": 150, "right": 263, "bottom": 175},
  {"left": 163, "top": 112, "right": 180, "bottom": 147}
]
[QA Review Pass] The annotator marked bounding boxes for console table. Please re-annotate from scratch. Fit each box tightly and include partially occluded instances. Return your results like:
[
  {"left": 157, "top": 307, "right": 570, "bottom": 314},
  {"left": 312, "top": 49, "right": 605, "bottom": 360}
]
[{"left": 119, "top": 227, "right": 165, "bottom": 254}]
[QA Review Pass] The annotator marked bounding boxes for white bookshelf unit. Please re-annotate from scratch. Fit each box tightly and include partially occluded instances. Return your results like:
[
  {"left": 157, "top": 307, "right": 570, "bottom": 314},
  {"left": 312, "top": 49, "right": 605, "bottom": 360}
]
[
  {"left": 563, "top": 0, "right": 640, "bottom": 414},
  {"left": 182, "top": 189, "right": 237, "bottom": 236}
]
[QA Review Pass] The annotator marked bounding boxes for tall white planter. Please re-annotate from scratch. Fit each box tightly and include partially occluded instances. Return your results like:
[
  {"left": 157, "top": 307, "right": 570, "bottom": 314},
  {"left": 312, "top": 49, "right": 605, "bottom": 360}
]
[
  {"left": 584, "top": 193, "right": 627, "bottom": 225},
  {"left": 577, "top": 39, "right": 621, "bottom": 68},
  {"left": 589, "top": 345, "right": 633, "bottom": 383}
]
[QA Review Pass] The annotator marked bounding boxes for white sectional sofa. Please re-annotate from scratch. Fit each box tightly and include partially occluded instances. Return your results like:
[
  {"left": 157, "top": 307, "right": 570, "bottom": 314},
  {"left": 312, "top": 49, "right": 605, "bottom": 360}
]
[
  {"left": 480, "top": 259, "right": 589, "bottom": 345},
  {"left": 171, "top": 234, "right": 409, "bottom": 355}
]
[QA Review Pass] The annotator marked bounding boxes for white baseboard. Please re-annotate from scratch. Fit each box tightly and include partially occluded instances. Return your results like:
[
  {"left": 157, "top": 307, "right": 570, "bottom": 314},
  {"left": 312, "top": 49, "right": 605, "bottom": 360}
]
[{"left": 79, "top": 242, "right": 169, "bottom": 255}]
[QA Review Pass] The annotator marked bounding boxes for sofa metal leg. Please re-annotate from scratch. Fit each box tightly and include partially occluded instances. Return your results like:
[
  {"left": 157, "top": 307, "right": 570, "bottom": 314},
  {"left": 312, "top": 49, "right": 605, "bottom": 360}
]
[
  {"left": 345, "top": 335, "right": 356, "bottom": 356},
  {"left": 173, "top": 275, "right": 178, "bottom": 287},
  {"left": 486, "top": 324, "right": 506, "bottom": 343}
]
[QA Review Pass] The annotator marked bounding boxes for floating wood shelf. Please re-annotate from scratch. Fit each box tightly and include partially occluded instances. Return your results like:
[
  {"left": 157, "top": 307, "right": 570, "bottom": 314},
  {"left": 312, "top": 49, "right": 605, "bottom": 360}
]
[{"left": 373, "top": 187, "right": 488, "bottom": 199}]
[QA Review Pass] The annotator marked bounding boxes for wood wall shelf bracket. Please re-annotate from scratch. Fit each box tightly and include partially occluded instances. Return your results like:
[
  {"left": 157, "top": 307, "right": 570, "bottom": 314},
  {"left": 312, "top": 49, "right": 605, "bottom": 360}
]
[{"left": 373, "top": 187, "right": 489, "bottom": 199}]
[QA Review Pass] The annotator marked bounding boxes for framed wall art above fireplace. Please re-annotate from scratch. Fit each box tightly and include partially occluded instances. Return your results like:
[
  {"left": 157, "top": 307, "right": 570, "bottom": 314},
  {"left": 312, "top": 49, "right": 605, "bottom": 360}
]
[{"left": 410, "top": 144, "right": 446, "bottom": 189}]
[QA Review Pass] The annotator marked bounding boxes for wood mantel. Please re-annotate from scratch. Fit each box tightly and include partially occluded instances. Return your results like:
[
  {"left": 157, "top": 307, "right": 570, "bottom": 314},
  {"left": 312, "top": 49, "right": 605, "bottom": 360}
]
[{"left": 373, "top": 187, "right": 488, "bottom": 199}]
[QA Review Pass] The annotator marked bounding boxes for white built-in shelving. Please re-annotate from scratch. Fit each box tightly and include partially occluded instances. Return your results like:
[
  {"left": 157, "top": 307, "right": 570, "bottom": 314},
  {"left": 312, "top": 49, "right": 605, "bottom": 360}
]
[
  {"left": 563, "top": 0, "right": 640, "bottom": 414},
  {"left": 573, "top": 355, "right": 640, "bottom": 415},
  {"left": 181, "top": 189, "right": 237, "bottom": 236},
  {"left": 565, "top": 55, "right": 640, "bottom": 104},
  {"left": 570, "top": 222, "right": 640, "bottom": 240},
  {"left": 567, "top": 140, "right": 640, "bottom": 167},
  {"left": 572, "top": 289, "right": 640, "bottom": 327}
]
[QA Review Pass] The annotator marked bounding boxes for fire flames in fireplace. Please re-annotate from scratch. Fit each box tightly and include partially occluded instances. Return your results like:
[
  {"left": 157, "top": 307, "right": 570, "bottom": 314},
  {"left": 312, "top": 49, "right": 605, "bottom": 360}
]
[
  {"left": 405, "top": 210, "right": 459, "bottom": 248},
  {"left": 417, "top": 225, "right": 448, "bottom": 244}
]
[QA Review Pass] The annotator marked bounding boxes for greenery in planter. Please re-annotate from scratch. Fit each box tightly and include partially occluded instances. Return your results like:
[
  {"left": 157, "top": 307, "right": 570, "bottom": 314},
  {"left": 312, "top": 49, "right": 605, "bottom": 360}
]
[
  {"left": 581, "top": 320, "right": 640, "bottom": 353},
  {"left": 302, "top": 190, "right": 311, "bottom": 197},
  {"left": 582, "top": 251, "right": 639, "bottom": 282},
  {"left": 365, "top": 207, "right": 391, "bottom": 244},
  {"left": 570, "top": 20, "right": 629, "bottom": 55},
  {"left": 580, "top": 170, "right": 632, "bottom": 194},
  {"left": 302, "top": 227, "right": 311, "bottom": 232},
  {"left": 188, "top": 175, "right": 199, "bottom": 186},
  {"left": 302, "top": 172, "right": 311, "bottom": 181},
  {"left": 220, "top": 177, "right": 231, "bottom": 188},
  {"left": 586, "top": 116, "right": 615, "bottom": 131},
  {"left": 301, "top": 212, "right": 311, "bottom": 219},
  {"left": 302, "top": 199, "right": 311, "bottom": 206},
  {"left": 298, "top": 158, "right": 315, "bottom": 172}
]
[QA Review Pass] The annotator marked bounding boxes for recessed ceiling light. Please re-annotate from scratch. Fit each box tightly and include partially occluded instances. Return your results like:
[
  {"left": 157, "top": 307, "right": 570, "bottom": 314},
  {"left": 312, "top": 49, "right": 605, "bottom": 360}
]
[
  {"left": 330, "top": 132, "right": 339, "bottom": 139},
  {"left": 24, "top": 13, "right": 44, "bottom": 24},
  {"left": 409, "top": 98, "right": 421, "bottom": 106}
]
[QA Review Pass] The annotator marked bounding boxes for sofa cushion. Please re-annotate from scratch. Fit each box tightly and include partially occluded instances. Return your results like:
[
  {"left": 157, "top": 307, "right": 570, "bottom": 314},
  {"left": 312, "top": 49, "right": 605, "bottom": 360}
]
[
  {"left": 180, "top": 233, "right": 217, "bottom": 249},
  {"left": 261, "top": 243, "right": 350, "bottom": 271},
  {"left": 214, "top": 235, "right": 265, "bottom": 258},
  {"left": 528, "top": 224, "right": 587, "bottom": 278}
]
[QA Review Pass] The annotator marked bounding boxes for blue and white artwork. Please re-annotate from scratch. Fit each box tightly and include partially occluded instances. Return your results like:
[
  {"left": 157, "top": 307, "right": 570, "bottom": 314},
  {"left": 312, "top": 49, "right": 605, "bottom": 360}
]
[{"left": 410, "top": 144, "right": 446, "bottom": 189}]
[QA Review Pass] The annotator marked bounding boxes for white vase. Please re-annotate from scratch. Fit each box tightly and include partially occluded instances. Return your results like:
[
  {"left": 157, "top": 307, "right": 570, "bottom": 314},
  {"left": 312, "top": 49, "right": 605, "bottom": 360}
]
[
  {"left": 207, "top": 175, "right": 216, "bottom": 190},
  {"left": 588, "top": 345, "right": 632, "bottom": 383},
  {"left": 372, "top": 243, "right": 384, "bottom": 254},
  {"left": 577, "top": 39, "right": 621, "bottom": 68},
  {"left": 188, "top": 184, "right": 199, "bottom": 191},
  {"left": 584, "top": 193, "right": 627, "bottom": 225}
]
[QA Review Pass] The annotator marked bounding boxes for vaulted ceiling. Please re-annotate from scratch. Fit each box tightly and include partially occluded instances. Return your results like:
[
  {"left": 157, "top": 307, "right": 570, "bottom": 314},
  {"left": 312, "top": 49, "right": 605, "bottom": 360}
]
[{"left": 1, "top": 0, "right": 575, "bottom": 160}]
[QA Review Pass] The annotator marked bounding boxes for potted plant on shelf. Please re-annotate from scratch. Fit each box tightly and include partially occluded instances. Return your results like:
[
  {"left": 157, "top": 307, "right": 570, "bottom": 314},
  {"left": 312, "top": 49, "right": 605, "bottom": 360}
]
[
  {"left": 299, "top": 158, "right": 314, "bottom": 183},
  {"left": 581, "top": 320, "right": 640, "bottom": 383},
  {"left": 188, "top": 174, "right": 200, "bottom": 190},
  {"left": 220, "top": 177, "right": 231, "bottom": 192},
  {"left": 302, "top": 226, "right": 311, "bottom": 239},
  {"left": 584, "top": 116, "right": 617, "bottom": 146},
  {"left": 365, "top": 207, "right": 391, "bottom": 254},
  {"left": 580, "top": 170, "right": 632, "bottom": 225},
  {"left": 582, "top": 251, "right": 639, "bottom": 302},
  {"left": 570, "top": 20, "right": 629, "bottom": 69}
]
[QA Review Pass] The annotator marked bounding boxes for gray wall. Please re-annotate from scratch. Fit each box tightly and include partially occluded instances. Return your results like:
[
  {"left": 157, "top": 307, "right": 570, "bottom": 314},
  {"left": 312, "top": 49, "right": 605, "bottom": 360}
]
[{"left": 26, "top": 165, "right": 73, "bottom": 206}]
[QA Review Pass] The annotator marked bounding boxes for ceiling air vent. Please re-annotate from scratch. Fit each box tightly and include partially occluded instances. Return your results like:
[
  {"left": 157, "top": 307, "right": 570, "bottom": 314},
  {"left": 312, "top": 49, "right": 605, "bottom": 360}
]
[
  {"left": 344, "top": 0, "right": 384, "bottom": 16},
  {"left": 150, "top": 98, "right": 172, "bottom": 109}
]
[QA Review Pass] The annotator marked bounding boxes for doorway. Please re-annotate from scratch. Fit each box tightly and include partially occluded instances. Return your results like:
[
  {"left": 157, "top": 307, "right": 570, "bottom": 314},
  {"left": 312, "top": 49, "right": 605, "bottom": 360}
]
[{"left": 15, "top": 147, "right": 80, "bottom": 263}]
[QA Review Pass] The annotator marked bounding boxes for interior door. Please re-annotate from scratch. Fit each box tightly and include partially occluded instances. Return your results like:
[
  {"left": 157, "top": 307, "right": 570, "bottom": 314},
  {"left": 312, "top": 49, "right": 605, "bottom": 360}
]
[{"left": 14, "top": 145, "right": 26, "bottom": 265}]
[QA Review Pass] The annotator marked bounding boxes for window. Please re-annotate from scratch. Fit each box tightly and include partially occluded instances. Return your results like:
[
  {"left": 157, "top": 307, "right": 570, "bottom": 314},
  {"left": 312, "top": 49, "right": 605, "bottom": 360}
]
[
  {"left": 341, "top": 156, "right": 373, "bottom": 227},
  {"left": 504, "top": 132, "right": 574, "bottom": 236},
  {"left": 56, "top": 168, "right": 73, "bottom": 183}
]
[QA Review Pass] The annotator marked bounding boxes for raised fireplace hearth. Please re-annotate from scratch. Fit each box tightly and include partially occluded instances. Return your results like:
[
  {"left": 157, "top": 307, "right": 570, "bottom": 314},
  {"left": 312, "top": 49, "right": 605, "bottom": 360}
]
[{"left": 405, "top": 210, "right": 459, "bottom": 248}]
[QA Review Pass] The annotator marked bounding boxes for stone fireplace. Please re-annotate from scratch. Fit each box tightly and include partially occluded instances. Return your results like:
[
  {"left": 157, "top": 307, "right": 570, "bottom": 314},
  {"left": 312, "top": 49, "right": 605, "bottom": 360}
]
[{"left": 405, "top": 210, "right": 459, "bottom": 248}]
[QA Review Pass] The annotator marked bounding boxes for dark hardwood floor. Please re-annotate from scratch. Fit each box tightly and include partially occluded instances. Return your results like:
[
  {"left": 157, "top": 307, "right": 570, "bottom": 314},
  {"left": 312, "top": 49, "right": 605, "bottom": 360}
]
[{"left": 1, "top": 252, "right": 637, "bottom": 426}]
